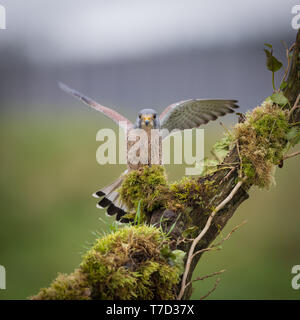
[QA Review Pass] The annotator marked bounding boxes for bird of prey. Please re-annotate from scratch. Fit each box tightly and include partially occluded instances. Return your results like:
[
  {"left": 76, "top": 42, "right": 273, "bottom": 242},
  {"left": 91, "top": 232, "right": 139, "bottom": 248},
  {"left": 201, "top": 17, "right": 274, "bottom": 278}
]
[{"left": 59, "top": 82, "right": 238, "bottom": 220}]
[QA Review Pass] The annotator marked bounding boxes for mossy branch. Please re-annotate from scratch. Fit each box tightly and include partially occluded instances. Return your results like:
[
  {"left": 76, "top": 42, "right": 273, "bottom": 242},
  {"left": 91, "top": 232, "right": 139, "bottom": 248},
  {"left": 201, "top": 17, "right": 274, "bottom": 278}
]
[{"left": 31, "top": 29, "right": 300, "bottom": 300}]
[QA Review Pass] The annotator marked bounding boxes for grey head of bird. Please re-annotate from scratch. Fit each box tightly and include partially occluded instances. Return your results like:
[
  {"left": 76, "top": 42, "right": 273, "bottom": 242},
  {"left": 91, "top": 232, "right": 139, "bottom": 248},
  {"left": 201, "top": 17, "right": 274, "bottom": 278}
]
[{"left": 134, "top": 108, "right": 160, "bottom": 130}]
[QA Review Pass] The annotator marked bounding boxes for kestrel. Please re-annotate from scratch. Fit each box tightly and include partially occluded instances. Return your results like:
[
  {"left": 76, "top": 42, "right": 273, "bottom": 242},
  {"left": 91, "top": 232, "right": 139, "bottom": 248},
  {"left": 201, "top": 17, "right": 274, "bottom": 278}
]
[{"left": 59, "top": 82, "right": 238, "bottom": 220}]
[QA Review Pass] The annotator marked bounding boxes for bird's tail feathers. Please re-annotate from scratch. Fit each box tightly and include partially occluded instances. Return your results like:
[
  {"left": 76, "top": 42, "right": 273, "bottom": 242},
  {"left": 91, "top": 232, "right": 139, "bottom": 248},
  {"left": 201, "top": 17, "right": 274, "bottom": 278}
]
[{"left": 93, "top": 171, "right": 129, "bottom": 222}]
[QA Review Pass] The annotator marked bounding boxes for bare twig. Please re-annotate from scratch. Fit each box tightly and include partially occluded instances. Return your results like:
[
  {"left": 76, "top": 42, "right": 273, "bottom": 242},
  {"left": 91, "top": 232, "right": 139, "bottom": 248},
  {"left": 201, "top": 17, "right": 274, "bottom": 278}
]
[
  {"left": 185, "top": 269, "right": 226, "bottom": 290},
  {"left": 213, "top": 220, "right": 247, "bottom": 246},
  {"left": 283, "top": 149, "right": 300, "bottom": 161},
  {"left": 219, "top": 121, "right": 231, "bottom": 136},
  {"left": 199, "top": 277, "right": 221, "bottom": 300},
  {"left": 288, "top": 93, "right": 300, "bottom": 119},
  {"left": 220, "top": 162, "right": 240, "bottom": 166},
  {"left": 236, "top": 141, "right": 243, "bottom": 178},
  {"left": 220, "top": 166, "right": 237, "bottom": 184},
  {"left": 202, "top": 165, "right": 236, "bottom": 177},
  {"left": 290, "top": 121, "right": 300, "bottom": 126},
  {"left": 281, "top": 41, "right": 294, "bottom": 84},
  {"left": 191, "top": 246, "right": 219, "bottom": 257},
  {"left": 191, "top": 220, "right": 247, "bottom": 260},
  {"left": 177, "top": 177, "right": 246, "bottom": 300},
  {"left": 289, "top": 42, "right": 295, "bottom": 53}
]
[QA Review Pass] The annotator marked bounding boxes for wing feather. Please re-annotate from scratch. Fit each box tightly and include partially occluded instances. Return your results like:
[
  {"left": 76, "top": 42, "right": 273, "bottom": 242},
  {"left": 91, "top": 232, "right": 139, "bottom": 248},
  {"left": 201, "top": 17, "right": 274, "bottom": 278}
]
[
  {"left": 160, "top": 99, "right": 238, "bottom": 133},
  {"left": 59, "top": 82, "right": 133, "bottom": 130}
]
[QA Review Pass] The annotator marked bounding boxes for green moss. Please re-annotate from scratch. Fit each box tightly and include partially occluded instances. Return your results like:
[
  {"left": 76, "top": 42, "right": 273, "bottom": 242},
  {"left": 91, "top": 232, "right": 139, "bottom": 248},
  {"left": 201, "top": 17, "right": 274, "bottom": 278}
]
[
  {"left": 80, "top": 225, "right": 181, "bottom": 300},
  {"left": 242, "top": 158, "right": 256, "bottom": 180},
  {"left": 233, "top": 100, "right": 290, "bottom": 188},
  {"left": 31, "top": 269, "right": 91, "bottom": 300},
  {"left": 252, "top": 113, "right": 288, "bottom": 139},
  {"left": 119, "top": 165, "right": 168, "bottom": 220},
  {"left": 169, "top": 177, "right": 217, "bottom": 212},
  {"left": 119, "top": 164, "right": 218, "bottom": 222},
  {"left": 32, "top": 225, "right": 181, "bottom": 300}
]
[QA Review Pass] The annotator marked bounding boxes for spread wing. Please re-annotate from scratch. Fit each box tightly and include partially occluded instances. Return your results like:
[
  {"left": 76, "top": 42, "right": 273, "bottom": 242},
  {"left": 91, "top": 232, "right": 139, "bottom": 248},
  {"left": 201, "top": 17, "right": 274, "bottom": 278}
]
[
  {"left": 160, "top": 99, "right": 238, "bottom": 133},
  {"left": 59, "top": 82, "right": 133, "bottom": 130}
]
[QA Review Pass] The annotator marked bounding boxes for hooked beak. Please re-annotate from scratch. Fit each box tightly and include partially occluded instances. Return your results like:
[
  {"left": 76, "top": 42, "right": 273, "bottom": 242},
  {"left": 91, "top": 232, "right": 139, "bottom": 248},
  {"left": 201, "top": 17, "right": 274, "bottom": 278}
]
[{"left": 141, "top": 114, "right": 153, "bottom": 128}]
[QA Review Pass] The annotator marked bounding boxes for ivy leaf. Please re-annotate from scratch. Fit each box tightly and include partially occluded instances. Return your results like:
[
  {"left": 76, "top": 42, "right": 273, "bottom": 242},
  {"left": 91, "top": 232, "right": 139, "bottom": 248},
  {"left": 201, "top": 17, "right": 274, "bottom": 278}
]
[
  {"left": 269, "top": 92, "right": 289, "bottom": 106},
  {"left": 264, "top": 48, "right": 283, "bottom": 72}
]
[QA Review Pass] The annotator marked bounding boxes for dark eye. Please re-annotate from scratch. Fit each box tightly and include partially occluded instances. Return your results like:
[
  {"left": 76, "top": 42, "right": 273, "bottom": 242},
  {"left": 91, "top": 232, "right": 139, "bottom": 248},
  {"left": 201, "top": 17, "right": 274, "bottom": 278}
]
[
  {"left": 139, "top": 114, "right": 142, "bottom": 119},
  {"left": 153, "top": 114, "right": 156, "bottom": 119}
]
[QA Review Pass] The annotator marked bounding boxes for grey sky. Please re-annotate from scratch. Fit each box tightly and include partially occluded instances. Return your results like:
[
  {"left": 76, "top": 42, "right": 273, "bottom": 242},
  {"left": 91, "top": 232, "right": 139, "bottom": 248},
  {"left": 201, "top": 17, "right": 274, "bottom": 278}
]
[{"left": 0, "top": 0, "right": 298, "bottom": 63}]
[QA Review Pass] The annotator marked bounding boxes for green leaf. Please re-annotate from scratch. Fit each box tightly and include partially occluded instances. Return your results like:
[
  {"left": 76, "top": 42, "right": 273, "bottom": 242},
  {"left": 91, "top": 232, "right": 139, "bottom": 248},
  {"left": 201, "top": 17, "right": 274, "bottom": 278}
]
[
  {"left": 264, "top": 43, "right": 273, "bottom": 49},
  {"left": 166, "top": 212, "right": 182, "bottom": 236},
  {"left": 287, "top": 127, "right": 298, "bottom": 140},
  {"left": 212, "top": 136, "right": 232, "bottom": 160},
  {"left": 204, "top": 158, "right": 219, "bottom": 167},
  {"left": 264, "top": 49, "right": 283, "bottom": 72},
  {"left": 169, "top": 250, "right": 186, "bottom": 274},
  {"left": 200, "top": 158, "right": 219, "bottom": 176},
  {"left": 269, "top": 92, "right": 289, "bottom": 106},
  {"left": 292, "top": 133, "right": 300, "bottom": 146},
  {"left": 263, "top": 48, "right": 272, "bottom": 58},
  {"left": 160, "top": 247, "right": 186, "bottom": 274},
  {"left": 160, "top": 246, "right": 173, "bottom": 259},
  {"left": 182, "top": 226, "right": 198, "bottom": 238},
  {"left": 265, "top": 96, "right": 273, "bottom": 103},
  {"left": 280, "top": 81, "right": 287, "bottom": 90},
  {"left": 287, "top": 127, "right": 300, "bottom": 146},
  {"left": 134, "top": 200, "right": 142, "bottom": 226}
]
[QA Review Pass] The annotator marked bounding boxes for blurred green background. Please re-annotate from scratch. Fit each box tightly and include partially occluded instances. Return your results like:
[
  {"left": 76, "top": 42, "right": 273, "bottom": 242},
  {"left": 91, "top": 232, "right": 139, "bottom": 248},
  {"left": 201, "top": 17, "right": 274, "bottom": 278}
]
[{"left": 0, "top": 109, "right": 299, "bottom": 300}]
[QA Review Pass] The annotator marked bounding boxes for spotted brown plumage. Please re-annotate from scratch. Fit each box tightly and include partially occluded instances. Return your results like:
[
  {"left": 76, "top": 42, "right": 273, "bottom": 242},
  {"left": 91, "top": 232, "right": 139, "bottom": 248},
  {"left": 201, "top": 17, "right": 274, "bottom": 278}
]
[{"left": 59, "top": 82, "right": 238, "bottom": 221}]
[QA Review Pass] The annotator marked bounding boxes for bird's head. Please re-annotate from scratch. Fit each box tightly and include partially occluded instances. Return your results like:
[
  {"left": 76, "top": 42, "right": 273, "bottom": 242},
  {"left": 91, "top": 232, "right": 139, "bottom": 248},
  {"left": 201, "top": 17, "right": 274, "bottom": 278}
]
[{"left": 135, "top": 109, "right": 160, "bottom": 130}]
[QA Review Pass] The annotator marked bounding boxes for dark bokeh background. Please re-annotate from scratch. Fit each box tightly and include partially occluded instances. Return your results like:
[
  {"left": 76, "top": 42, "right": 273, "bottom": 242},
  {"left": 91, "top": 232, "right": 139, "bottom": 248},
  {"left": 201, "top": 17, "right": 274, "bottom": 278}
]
[{"left": 0, "top": 0, "right": 299, "bottom": 299}]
